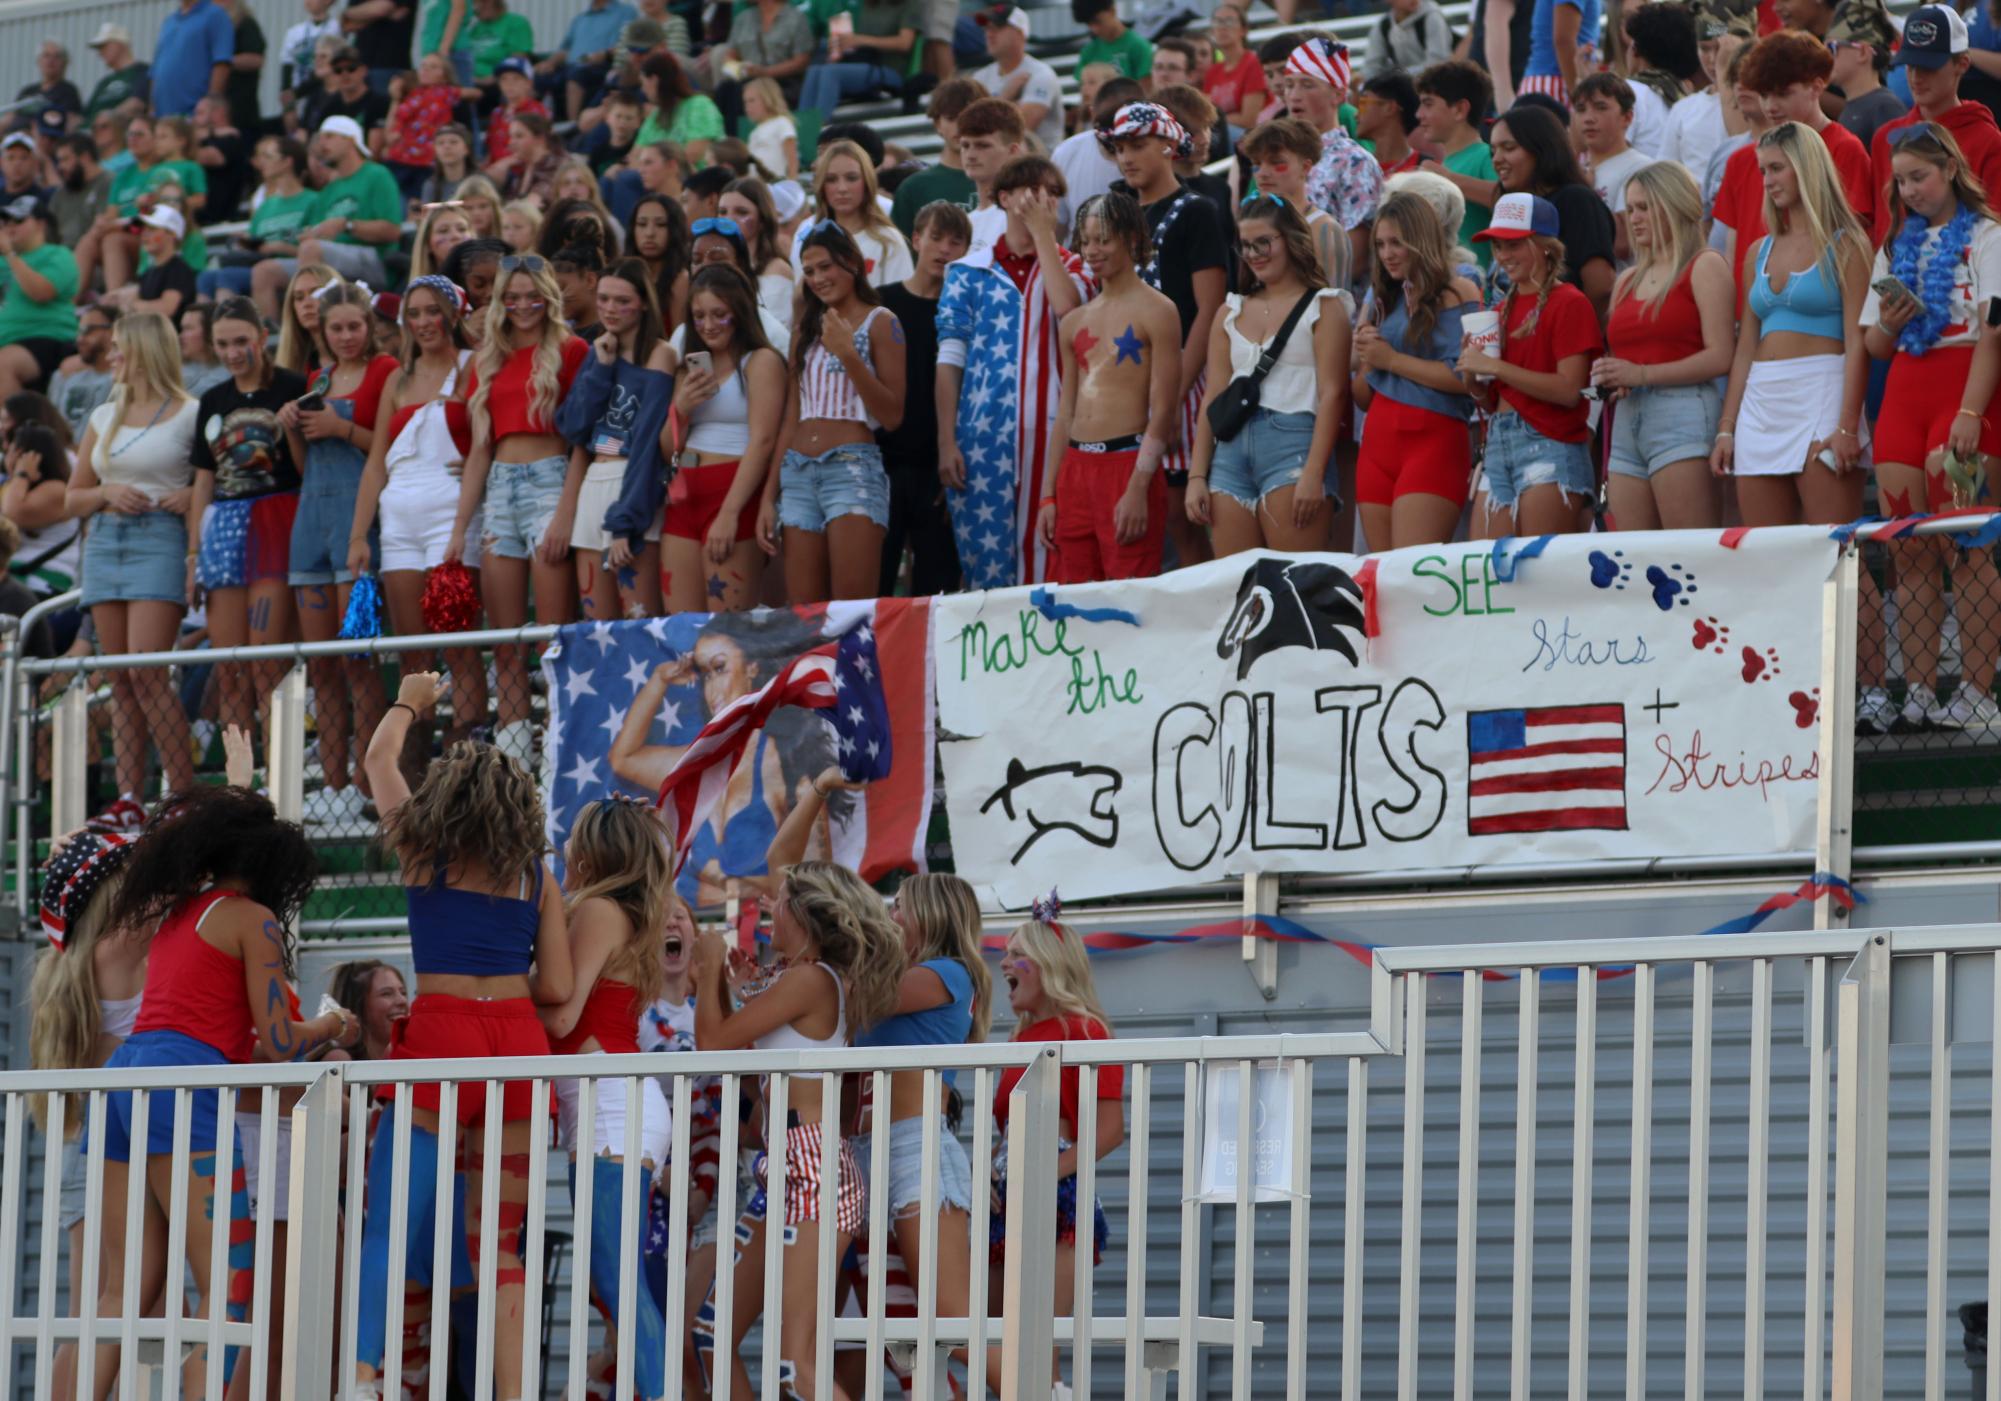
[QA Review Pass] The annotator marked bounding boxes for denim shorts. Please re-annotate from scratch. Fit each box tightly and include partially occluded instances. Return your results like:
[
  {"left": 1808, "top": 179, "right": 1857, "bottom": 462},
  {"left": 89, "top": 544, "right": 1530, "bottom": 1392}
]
[
  {"left": 1478, "top": 411, "right": 1596, "bottom": 512},
  {"left": 291, "top": 438, "right": 376, "bottom": 585},
  {"left": 1208, "top": 409, "right": 1330, "bottom": 508},
  {"left": 853, "top": 1116, "right": 976, "bottom": 1217},
  {"left": 1608, "top": 381, "right": 1721, "bottom": 480},
  {"left": 483, "top": 454, "right": 569, "bottom": 560},
  {"left": 79, "top": 509, "right": 187, "bottom": 608},
  {"left": 778, "top": 443, "right": 891, "bottom": 532}
]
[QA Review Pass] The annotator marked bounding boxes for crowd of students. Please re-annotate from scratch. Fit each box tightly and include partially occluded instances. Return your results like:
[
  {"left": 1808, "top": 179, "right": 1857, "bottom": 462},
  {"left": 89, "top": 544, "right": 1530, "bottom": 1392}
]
[{"left": 28, "top": 710, "right": 1123, "bottom": 1400}]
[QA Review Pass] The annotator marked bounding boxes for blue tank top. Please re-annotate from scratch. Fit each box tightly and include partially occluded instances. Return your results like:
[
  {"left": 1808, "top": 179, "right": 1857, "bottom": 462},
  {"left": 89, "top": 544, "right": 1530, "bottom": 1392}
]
[
  {"left": 1365, "top": 296, "right": 1476, "bottom": 421},
  {"left": 407, "top": 859, "right": 543, "bottom": 976},
  {"left": 857, "top": 957, "right": 975, "bottom": 1085},
  {"left": 678, "top": 734, "right": 780, "bottom": 899},
  {"left": 1748, "top": 236, "right": 1846, "bottom": 342}
]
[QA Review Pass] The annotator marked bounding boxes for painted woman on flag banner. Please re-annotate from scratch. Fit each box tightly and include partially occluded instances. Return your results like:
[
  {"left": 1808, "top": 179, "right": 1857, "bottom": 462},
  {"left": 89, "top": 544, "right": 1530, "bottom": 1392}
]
[{"left": 606, "top": 610, "right": 846, "bottom": 905}]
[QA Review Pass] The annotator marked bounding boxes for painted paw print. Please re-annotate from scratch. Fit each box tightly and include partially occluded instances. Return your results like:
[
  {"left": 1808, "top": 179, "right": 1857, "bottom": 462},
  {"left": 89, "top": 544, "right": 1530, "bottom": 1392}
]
[
  {"left": 1691, "top": 616, "right": 1730, "bottom": 653},
  {"left": 1588, "top": 549, "right": 1631, "bottom": 590},
  {"left": 1789, "top": 687, "right": 1821, "bottom": 729},
  {"left": 1646, "top": 563, "right": 1698, "bottom": 611},
  {"left": 1741, "top": 645, "right": 1781, "bottom": 684}
]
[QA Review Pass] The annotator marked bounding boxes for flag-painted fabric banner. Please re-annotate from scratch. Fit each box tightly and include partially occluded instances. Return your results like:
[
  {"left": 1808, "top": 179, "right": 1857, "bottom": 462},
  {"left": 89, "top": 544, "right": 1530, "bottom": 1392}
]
[
  {"left": 540, "top": 600, "right": 933, "bottom": 900},
  {"left": 978, "top": 873, "right": 1862, "bottom": 981},
  {"left": 936, "top": 528, "right": 1842, "bottom": 908}
]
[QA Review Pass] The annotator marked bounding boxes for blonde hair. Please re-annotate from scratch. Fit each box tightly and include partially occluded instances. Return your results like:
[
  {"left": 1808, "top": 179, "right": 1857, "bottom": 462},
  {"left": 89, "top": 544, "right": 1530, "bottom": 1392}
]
[
  {"left": 1369, "top": 191, "right": 1455, "bottom": 349},
  {"left": 745, "top": 77, "right": 791, "bottom": 126},
  {"left": 94, "top": 313, "right": 190, "bottom": 472},
  {"left": 501, "top": 198, "right": 544, "bottom": 244},
  {"left": 552, "top": 155, "right": 619, "bottom": 227},
  {"left": 455, "top": 174, "right": 504, "bottom": 237},
  {"left": 778, "top": 861, "right": 907, "bottom": 1035},
  {"left": 470, "top": 256, "right": 571, "bottom": 447},
  {"left": 565, "top": 799, "right": 673, "bottom": 1007},
  {"left": 381, "top": 739, "right": 546, "bottom": 891},
  {"left": 895, "top": 873, "right": 993, "bottom": 1043},
  {"left": 1501, "top": 231, "right": 1568, "bottom": 341},
  {"left": 812, "top": 139, "right": 903, "bottom": 246},
  {"left": 1616, "top": 159, "right": 1707, "bottom": 314},
  {"left": 1757, "top": 121, "right": 1867, "bottom": 282},
  {"left": 276, "top": 262, "right": 341, "bottom": 372},
  {"left": 28, "top": 869, "right": 127, "bottom": 1133},
  {"left": 410, "top": 202, "right": 473, "bottom": 280},
  {"left": 1004, "top": 918, "right": 1111, "bottom": 1033}
]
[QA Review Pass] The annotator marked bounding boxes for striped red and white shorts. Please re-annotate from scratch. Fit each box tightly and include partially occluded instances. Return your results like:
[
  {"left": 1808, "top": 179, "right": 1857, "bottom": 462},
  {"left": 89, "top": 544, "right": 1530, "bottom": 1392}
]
[
  {"left": 1517, "top": 72, "right": 1568, "bottom": 105},
  {"left": 1161, "top": 371, "right": 1208, "bottom": 488},
  {"left": 758, "top": 1122, "right": 866, "bottom": 1235}
]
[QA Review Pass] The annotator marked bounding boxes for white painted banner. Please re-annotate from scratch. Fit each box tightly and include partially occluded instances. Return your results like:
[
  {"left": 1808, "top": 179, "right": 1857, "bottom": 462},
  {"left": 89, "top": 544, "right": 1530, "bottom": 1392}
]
[{"left": 934, "top": 528, "right": 1840, "bottom": 909}]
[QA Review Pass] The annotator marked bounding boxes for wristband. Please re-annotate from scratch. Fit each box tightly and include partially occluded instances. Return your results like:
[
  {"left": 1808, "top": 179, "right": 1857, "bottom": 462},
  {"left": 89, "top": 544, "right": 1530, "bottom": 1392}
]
[
  {"left": 1715, "top": 429, "right": 1734, "bottom": 438},
  {"left": 388, "top": 702, "right": 418, "bottom": 720},
  {"left": 1957, "top": 408, "right": 1982, "bottom": 420},
  {"left": 1833, "top": 427, "right": 1859, "bottom": 439}
]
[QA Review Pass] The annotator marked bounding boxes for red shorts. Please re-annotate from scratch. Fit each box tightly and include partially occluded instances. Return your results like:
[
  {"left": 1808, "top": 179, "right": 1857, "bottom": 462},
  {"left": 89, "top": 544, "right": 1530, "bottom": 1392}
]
[
  {"left": 382, "top": 993, "right": 551, "bottom": 1125},
  {"left": 1051, "top": 446, "right": 1165, "bottom": 584},
  {"left": 664, "top": 459, "right": 758, "bottom": 544},
  {"left": 246, "top": 493, "right": 298, "bottom": 584},
  {"left": 1875, "top": 347, "right": 2001, "bottom": 492},
  {"left": 1357, "top": 394, "right": 1474, "bottom": 508}
]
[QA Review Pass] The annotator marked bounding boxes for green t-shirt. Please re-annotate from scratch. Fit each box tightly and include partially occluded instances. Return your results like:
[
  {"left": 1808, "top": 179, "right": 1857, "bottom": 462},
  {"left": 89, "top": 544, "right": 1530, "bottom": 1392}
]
[
  {"left": 1443, "top": 140, "right": 1497, "bottom": 265},
  {"left": 0, "top": 244, "right": 79, "bottom": 344},
  {"left": 249, "top": 189, "right": 320, "bottom": 250},
  {"left": 638, "top": 95, "right": 725, "bottom": 152},
  {"left": 421, "top": 0, "right": 470, "bottom": 56},
  {"left": 467, "top": 12, "right": 536, "bottom": 77},
  {"left": 146, "top": 161, "right": 209, "bottom": 271},
  {"left": 1078, "top": 27, "right": 1152, "bottom": 81},
  {"left": 85, "top": 64, "right": 150, "bottom": 119},
  {"left": 890, "top": 162, "right": 973, "bottom": 237},
  {"left": 313, "top": 162, "right": 404, "bottom": 248}
]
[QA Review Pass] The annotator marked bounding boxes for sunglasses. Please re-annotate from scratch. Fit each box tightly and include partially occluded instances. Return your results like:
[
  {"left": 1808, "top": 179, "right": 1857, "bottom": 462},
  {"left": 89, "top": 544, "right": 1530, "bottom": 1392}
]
[
  {"left": 690, "top": 216, "right": 742, "bottom": 239},
  {"left": 499, "top": 254, "right": 547, "bottom": 273},
  {"left": 1889, "top": 122, "right": 1944, "bottom": 147}
]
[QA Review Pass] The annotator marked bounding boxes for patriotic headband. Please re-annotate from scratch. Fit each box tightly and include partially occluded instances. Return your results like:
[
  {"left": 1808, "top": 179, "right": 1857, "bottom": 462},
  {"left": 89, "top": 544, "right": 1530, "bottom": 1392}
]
[
  {"left": 1029, "top": 887, "right": 1064, "bottom": 929},
  {"left": 404, "top": 274, "right": 466, "bottom": 316},
  {"left": 1285, "top": 36, "right": 1351, "bottom": 92},
  {"left": 1097, "top": 102, "right": 1193, "bottom": 160},
  {"left": 39, "top": 831, "right": 133, "bottom": 950}
]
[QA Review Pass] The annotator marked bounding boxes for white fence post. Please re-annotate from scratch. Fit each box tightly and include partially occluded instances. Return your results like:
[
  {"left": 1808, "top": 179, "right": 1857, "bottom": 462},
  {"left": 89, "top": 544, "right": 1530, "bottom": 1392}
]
[
  {"left": 1000, "top": 1045, "right": 1062, "bottom": 1401},
  {"left": 265, "top": 664, "right": 308, "bottom": 821},
  {"left": 282, "top": 1066, "right": 345, "bottom": 1398},
  {"left": 50, "top": 677, "right": 87, "bottom": 838},
  {"left": 1814, "top": 544, "right": 1860, "bottom": 927},
  {"left": 1832, "top": 931, "right": 1891, "bottom": 1399}
]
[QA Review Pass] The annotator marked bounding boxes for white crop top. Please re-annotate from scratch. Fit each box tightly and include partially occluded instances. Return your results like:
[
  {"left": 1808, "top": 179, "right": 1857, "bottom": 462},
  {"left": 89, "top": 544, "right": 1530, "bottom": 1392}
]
[
  {"left": 88, "top": 398, "right": 201, "bottom": 501},
  {"left": 752, "top": 961, "right": 848, "bottom": 1059},
  {"left": 1221, "top": 289, "right": 1340, "bottom": 417},
  {"left": 686, "top": 362, "right": 753, "bottom": 457},
  {"left": 99, "top": 991, "right": 143, "bottom": 1040},
  {"left": 797, "top": 306, "right": 890, "bottom": 429}
]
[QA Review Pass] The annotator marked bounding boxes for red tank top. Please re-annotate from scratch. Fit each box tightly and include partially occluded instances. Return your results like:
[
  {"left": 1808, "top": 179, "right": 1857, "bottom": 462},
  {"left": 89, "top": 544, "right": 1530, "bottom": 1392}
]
[
  {"left": 1607, "top": 261, "right": 1707, "bottom": 366},
  {"left": 132, "top": 890, "right": 257, "bottom": 1063},
  {"left": 549, "top": 977, "right": 644, "bottom": 1056}
]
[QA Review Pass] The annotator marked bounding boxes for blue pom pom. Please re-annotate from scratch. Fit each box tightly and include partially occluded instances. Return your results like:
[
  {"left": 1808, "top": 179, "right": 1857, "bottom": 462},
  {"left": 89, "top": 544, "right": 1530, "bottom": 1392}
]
[{"left": 338, "top": 574, "right": 383, "bottom": 640}]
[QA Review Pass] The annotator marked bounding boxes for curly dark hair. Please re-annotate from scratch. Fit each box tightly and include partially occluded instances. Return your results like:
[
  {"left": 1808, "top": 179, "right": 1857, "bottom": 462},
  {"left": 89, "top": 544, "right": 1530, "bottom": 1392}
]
[{"left": 108, "top": 787, "right": 319, "bottom": 964}]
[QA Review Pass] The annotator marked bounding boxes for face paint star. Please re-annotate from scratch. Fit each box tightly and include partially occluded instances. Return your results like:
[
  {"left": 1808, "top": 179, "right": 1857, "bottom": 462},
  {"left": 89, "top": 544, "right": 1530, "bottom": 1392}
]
[
  {"left": 1113, "top": 324, "right": 1143, "bottom": 365},
  {"left": 1072, "top": 325, "right": 1100, "bottom": 370}
]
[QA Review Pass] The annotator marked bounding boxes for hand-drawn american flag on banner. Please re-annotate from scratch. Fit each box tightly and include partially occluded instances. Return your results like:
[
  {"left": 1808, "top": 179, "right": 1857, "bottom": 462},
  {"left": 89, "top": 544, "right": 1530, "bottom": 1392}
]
[
  {"left": 1464, "top": 703, "right": 1628, "bottom": 836},
  {"left": 540, "top": 599, "right": 933, "bottom": 899}
]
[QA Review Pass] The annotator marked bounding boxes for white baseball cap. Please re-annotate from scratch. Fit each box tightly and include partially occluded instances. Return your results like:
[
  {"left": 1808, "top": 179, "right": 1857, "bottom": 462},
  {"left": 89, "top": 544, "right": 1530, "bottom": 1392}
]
[
  {"left": 317, "top": 114, "right": 367, "bottom": 148},
  {"left": 770, "top": 179, "right": 808, "bottom": 222},
  {"left": 87, "top": 22, "right": 132, "bottom": 49},
  {"left": 134, "top": 205, "right": 186, "bottom": 239}
]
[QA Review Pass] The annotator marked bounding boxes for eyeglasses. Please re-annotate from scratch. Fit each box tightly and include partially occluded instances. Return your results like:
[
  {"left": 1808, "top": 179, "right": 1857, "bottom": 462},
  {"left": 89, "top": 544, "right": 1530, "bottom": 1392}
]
[
  {"left": 690, "top": 216, "right": 742, "bottom": 239},
  {"left": 1237, "top": 234, "right": 1280, "bottom": 259},
  {"left": 499, "top": 254, "right": 547, "bottom": 273}
]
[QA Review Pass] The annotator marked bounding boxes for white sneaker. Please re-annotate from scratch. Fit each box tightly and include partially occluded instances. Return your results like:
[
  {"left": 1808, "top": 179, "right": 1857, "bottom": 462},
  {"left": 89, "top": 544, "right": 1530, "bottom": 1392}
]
[
  {"left": 1901, "top": 681, "right": 1948, "bottom": 729},
  {"left": 1857, "top": 686, "right": 1897, "bottom": 735},
  {"left": 301, "top": 783, "right": 369, "bottom": 827},
  {"left": 1942, "top": 686, "right": 2001, "bottom": 730}
]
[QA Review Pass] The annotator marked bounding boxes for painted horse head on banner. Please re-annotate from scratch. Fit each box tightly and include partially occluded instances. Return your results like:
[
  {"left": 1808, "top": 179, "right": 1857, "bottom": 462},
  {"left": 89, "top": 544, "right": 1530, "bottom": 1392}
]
[{"left": 1216, "top": 559, "right": 1367, "bottom": 679}]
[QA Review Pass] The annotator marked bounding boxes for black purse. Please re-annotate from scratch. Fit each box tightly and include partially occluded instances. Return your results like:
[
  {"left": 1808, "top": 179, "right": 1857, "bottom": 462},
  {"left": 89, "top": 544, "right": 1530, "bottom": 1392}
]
[{"left": 1205, "top": 290, "right": 1319, "bottom": 444}]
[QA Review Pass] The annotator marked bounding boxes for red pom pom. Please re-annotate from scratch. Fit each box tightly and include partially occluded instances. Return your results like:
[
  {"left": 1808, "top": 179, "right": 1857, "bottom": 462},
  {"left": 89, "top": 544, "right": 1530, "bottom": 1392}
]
[{"left": 422, "top": 560, "right": 481, "bottom": 634}]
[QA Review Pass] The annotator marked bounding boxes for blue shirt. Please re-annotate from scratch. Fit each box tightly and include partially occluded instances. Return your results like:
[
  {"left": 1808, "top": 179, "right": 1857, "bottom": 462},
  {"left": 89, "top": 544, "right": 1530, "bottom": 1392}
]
[
  {"left": 1526, "top": 0, "right": 1599, "bottom": 79},
  {"left": 153, "top": 0, "right": 235, "bottom": 116},
  {"left": 560, "top": 0, "right": 637, "bottom": 60},
  {"left": 857, "top": 958, "right": 975, "bottom": 1083}
]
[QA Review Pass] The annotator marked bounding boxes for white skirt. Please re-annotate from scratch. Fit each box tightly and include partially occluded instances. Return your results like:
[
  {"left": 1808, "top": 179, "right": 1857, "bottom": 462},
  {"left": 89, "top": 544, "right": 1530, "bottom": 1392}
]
[
  {"left": 1735, "top": 354, "right": 1871, "bottom": 476},
  {"left": 570, "top": 457, "right": 659, "bottom": 553}
]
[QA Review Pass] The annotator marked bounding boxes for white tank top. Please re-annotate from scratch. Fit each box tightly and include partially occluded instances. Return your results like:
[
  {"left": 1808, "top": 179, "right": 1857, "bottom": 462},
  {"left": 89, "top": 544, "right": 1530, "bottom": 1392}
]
[
  {"left": 752, "top": 962, "right": 848, "bottom": 1055},
  {"left": 1221, "top": 288, "right": 1340, "bottom": 417},
  {"left": 686, "top": 360, "right": 753, "bottom": 457},
  {"left": 88, "top": 398, "right": 200, "bottom": 501},
  {"left": 99, "top": 991, "right": 143, "bottom": 1040}
]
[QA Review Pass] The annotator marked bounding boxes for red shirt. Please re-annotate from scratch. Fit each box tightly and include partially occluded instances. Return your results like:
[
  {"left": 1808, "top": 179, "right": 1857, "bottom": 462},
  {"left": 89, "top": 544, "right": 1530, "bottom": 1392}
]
[
  {"left": 486, "top": 96, "right": 549, "bottom": 167},
  {"left": 1379, "top": 149, "right": 1422, "bottom": 176},
  {"left": 387, "top": 83, "right": 459, "bottom": 168},
  {"left": 1871, "top": 102, "right": 2001, "bottom": 245},
  {"left": 1203, "top": 51, "right": 1266, "bottom": 119},
  {"left": 465, "top": 336, "right": 590, "bottom": 441},
  {"left": 1497, "top": 280, "right": 1602, "bottom": 443},
  {"left": 995, "top": 1013, "right": 1124, "bottom": 1133},
  {"left": 321, "top": 353, "right": 400, "bottom": 430},
  {"left": 994, "top": 241, "right": 1038, "bottom": 294}
]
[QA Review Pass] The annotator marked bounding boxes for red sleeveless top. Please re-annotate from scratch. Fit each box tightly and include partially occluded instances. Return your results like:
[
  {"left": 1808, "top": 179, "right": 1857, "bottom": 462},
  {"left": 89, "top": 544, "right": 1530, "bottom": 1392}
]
[
  {"left": 131, "top": 890, "right": 258, "bottom": 1063},
  {"left": 549, "top": 977, "right": 644, "bottom": 1056}
]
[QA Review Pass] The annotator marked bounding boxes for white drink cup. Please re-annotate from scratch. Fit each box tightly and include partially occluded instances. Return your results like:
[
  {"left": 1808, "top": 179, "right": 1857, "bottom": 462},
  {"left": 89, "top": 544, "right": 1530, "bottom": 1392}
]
[{"left": 1460, "top": 309, "right": 1500, "bottom": 381}]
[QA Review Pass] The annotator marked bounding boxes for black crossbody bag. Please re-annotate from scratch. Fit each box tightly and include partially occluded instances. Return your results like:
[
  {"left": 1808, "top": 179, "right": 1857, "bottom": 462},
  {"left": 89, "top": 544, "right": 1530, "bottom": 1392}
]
[{"left": 1205, "top": 290, "right": 1317, "bottom": 443}]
